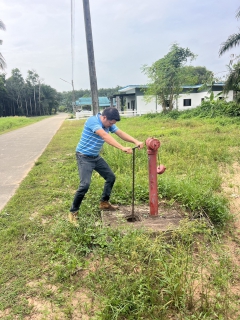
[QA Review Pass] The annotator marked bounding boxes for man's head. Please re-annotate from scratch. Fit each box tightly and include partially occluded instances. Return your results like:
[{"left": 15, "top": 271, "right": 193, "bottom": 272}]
[
  {"left": 101, "top": 107, "right": 120, "bottom": 128},
  {"left": 102, "top": 107, "right": 120, "bottom": 121}
]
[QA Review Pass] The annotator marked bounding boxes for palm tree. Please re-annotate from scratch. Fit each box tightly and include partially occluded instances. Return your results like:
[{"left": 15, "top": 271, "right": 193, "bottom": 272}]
[
  {"left": 223, "top": 62, "right": 240, "bottom": 103},
  {"left": 219, "top": 8, "right": 240, "bottom": 56},
  {"left": 0, "top": 19, "right": 6, "bottom": 70},
  {"left": 219, "top": 7, "right": 240, "bottom": 103}
]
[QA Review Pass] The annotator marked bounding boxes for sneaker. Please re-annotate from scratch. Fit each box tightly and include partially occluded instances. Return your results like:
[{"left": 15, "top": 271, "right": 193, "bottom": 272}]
[
  {"left": 68, "top": 211, "right": 79, "bottom": 226},
  {"left": 99, "top": 201, "right": 119, "bottom": 211}
]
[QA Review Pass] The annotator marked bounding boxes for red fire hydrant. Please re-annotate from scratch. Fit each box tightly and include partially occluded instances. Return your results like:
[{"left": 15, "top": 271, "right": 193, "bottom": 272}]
[{"left": 146, "top": 137, "right": 166, "bottom": 216}]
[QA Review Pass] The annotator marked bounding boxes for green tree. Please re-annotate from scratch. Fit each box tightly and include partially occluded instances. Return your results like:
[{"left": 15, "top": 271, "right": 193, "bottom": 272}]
[
  {"left": 222, "top": 61, "right": 240, "bottom": 103},
  {"left": 0, "top": 19, "right": 6, "bottom": 70},
  {"left": 0, "top": 67, "right": 60, "bottom": 116},
  {"left": 23, "top": 81, "right": 33, "bottom": 116},
  {"left": 59, "top": 86, "right": 122, "bottom": 112},
  {"left": 219, "top": 7, "right": 240, "bottom": 103},
  {"left": 59, "top": 91, "right": 76, "bottom": 112},
  {"left": 0, "top": 73, "right": 7, "bottom": 116},
  {"left": 142, "top": 43, "right": 196, "bottom": 111},
  {"left": 41, "top": 84, "right": 59, "bottom": 115},
  {"left": 98, "top": 86, "right": 122, "bottom": 97},
  {"left": 26, "top": 70, "right": 39, "bottom": 115},
  {"left": 6, "top": 68, "right": 25, "bottom": 115},
  {"left": 219, "top": 8, "right": 240, "bottom": 56},
  {"left": 181, "top": 66, "right": 213, "bottom": 85}
]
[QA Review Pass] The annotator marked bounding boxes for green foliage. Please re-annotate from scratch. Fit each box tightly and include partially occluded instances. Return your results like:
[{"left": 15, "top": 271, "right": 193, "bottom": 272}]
[
  {"left": 58, "top": 105, "right": 67, "bottom": 112},
  {"left": 0, "top": 19, "right": 6, "bottom": 70},
  {"left": 142, "top": 100, "right": 240, "bottom": 120},
  {"left": 142, "top": 43, "right": 196, "bottom": 111},
  {"left": 219, "top": 7, "right": 240, "bottom": 56},
  {"left": 89, "top": 226, "right": 235, "bottom": 319},
  {"left": 0, "top": 68, "right": 60, "bottom": 117},
  {"left": 0, "top": 73, "right": 7, "bottom": 115},
  {"left": 59, "top": 86, "right": 122, "bottom": 112},
  {"left": 0, "top": 116, "right": 50, "bottom": 134},
  {"left": 181, "top": 66, "right": 214, "bottom": 85},
  {"left": 199, "top": 100, "right": 240, "bottom": 118},
  {"left": 188, "top": 100, "right": 240, "bottom": 118},
  {"left": 219, "top": 7, "right": 240, "bottom": 96},
  {"left": 0, "top": 117, "right": 239, "bottom": 318},
  {"left": 224, "top": 60, "right": 240, "bottom": 97}
]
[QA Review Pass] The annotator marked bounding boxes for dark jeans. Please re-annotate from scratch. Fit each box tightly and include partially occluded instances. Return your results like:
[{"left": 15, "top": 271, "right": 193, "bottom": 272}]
[{"left": 70, "top": 152, "right": 116, "bottom": 212}]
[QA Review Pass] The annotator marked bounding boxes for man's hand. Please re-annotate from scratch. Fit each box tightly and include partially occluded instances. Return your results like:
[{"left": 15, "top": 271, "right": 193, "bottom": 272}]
[
  {"left": 122, "top": 147, "right": 133, "bottom": 154},
  {"left": 135, "top": 141, "right": 144, "bottom": 149}
]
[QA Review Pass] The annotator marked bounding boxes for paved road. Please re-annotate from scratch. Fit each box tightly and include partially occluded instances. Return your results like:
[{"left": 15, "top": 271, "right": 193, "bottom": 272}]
[{"left": 0, "top": 113, "right": 68, "bottom": 211}]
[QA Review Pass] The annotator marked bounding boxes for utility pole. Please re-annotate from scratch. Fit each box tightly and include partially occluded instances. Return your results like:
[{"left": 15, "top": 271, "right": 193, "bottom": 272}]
[{"left": 82, "top": 0, "right": 99, "bottom": 115}]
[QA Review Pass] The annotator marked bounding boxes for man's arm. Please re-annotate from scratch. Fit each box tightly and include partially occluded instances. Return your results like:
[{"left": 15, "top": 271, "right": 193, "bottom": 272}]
[
  {"left": 115, "top": 129, "right": 144, "bottom": 149},
  {"left": 95, "top": 129, "right": 133, "bottom": 153}
]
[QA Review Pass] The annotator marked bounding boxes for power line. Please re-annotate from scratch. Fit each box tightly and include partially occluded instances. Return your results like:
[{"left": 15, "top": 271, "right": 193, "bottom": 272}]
[
  {"left": 70, "top": 0, "right": 77, "bottom": 112},
  {"left": 71, "top": 0, "right": 75, "bottom": 84}
]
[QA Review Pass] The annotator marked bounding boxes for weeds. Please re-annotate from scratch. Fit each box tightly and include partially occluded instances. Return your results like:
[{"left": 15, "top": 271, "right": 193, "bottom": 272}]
[
  {"left": 0, "top": 116, "right": 239, "bottom": 318},
  {"left": 0, "top": 115, "right": 50, "bottom": 134}
]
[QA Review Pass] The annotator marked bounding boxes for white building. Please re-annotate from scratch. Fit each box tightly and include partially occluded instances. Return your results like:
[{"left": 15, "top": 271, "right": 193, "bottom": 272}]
[{"left": 114, "top": 83, "right": 234, "bottom": 115}]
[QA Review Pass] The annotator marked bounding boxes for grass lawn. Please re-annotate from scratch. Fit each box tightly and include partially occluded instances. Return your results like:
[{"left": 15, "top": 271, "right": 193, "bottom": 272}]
[
  {"left": 0, "top": 116, "right": 51, "bottom": 135},
  {"left": 0, "top": 115, "right": 240, "bottom": 319}
]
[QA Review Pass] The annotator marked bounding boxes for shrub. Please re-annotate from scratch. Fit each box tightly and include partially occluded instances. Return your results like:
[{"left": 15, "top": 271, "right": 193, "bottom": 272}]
[{"left": 143, "top": 100, "right": 240, "bottom": 120}]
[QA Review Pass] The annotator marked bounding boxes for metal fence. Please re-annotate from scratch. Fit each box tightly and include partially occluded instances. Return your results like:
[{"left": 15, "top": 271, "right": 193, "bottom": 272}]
[{"left": 75, "top": 110, "right": 158, "bottom": 119}]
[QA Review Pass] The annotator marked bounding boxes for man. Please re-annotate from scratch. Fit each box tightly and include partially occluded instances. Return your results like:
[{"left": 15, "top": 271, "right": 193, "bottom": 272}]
[{"left": 69, "top": 107, "right": 144, "bottom": 225}]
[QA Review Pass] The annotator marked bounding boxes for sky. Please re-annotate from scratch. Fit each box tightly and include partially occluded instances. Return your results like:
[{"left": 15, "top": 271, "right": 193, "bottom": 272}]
[{"left": 1, "top": 0, "right": 240, "bottom": 92}]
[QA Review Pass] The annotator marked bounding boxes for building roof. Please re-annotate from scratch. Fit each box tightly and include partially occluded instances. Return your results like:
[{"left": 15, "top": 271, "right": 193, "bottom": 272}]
[
  {"left": 76, "top": 96, "right": 114, "bottom": 107},
  {"left": 182, "top": 83, "right": 225, "bottom": 89},
  {"left": 118, "top": 85, "right": 148, "bottom": 93},
  {"left": 118, "top": 83, "right": 225, "bottom": 93}
]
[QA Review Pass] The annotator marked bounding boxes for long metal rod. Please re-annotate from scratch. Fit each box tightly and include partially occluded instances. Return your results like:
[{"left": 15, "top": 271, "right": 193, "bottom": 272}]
[
  {"left": 131, "top": 146, "right": 139, "bottom": 216},
  {"left": 82, "top": 0, "right": 99, "bottom": 115},
  {"left": 71, "top": 0, "right": 76, "bottom": 112},
  {"left": 132, "top": 147, "right": 136, "bottom": 216}
]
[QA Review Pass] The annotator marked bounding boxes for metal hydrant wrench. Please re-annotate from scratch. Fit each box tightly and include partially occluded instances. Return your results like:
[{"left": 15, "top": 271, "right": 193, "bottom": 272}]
[{"left": 126, "top": 146, "right": 141, "bottom": 222}]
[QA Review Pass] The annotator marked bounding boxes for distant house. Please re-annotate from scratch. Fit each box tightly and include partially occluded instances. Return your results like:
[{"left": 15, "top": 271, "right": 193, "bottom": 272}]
[
  {"left": 113, "top": 83, "right": 234, "bottom": 114},
  {"left": 75, "top": 96, "right": 116, "bottom": 112}
]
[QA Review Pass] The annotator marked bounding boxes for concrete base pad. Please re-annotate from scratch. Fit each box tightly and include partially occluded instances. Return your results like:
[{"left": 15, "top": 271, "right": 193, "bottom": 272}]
[{"left": 101, "top": 203, "right": 184, "bottom": 233}]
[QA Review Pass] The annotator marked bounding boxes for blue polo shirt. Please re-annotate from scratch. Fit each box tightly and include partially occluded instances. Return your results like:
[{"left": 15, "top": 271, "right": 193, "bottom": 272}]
[{"left": 76, "top": 113, "right": 119, "bottom": 156}]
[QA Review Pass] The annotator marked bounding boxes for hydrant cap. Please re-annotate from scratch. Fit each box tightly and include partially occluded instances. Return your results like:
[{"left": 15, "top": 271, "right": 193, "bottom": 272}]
[
  {"left": 146, "top": 138, "right": 161, "bottom": 150},
  {"left": 157, "top": 165, "right": 166, "bottom": 174}
]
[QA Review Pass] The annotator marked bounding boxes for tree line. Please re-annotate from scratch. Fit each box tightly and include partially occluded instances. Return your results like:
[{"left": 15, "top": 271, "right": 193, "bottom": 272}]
[
  {"left": 1, "top": 6, "right": 239, "bottom": 117},
  {"left": 0, "top": 69, "right": 60, "bottom": 117},
  {"left": 59, "top": 86, "right": 122, "bottom": 113},
  {"left": 0, "top": 65, "right": 121, "bottom": 116}
]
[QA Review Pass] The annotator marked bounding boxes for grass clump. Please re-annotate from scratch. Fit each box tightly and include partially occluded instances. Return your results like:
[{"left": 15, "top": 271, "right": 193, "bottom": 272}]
[
  {"left": 0, "top": 115, "right": 50, "bottom": 134},
  {"left": 143, "top": 100, "right": 240, "bottom": 121},
  {"left": 0, "top": 116, "right": 239, "bottom": 318},
  {"left": 88, "top": 224, "right": 235, "bottom": 319}
]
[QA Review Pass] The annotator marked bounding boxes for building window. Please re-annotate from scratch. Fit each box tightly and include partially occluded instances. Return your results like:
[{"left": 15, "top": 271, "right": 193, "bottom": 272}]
[
  {"left": 131, "top": 100, "right": 135, "bottom": 110},
  {"left": 127, "top": 102, "right": 130, "bottom": 109},
  {"left": 183, "top": 99, "right": 191, "bottom": 106}
]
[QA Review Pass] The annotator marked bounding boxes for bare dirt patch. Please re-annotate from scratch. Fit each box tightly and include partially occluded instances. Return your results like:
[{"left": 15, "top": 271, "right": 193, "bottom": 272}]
[
  {"left": 24, "top": 280, "right": 95, "bottom": 320},
  {"left": 101, "top": 201, "right": 186, "bottom": 233},
  {"left": 221, "top": 161, "right": 240, "bottom": 316},
  {"left": 221, "top": 162, "right": 240, "bottom": 227}
]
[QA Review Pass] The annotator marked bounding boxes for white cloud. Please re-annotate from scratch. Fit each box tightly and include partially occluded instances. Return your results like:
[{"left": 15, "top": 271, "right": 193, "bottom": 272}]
[{"left": 1, "top": 0, "right": 239, "bottom": 91}]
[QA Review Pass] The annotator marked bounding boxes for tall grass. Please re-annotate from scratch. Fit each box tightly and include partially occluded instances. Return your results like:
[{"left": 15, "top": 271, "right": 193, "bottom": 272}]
[
  {"left": 0, "top": 116, "right": 239, "bottom": 318},
  {"left": 0, "top": 116, "right": 50, "bottom": 134}
]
